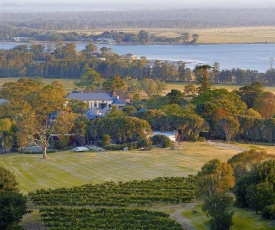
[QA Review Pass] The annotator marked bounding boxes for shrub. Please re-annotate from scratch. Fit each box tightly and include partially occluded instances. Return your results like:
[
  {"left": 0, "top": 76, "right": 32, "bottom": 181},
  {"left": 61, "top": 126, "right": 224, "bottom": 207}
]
[
  {"left": 102, "top": 134, "right": 111, "bottom": 146},
  {"left": 151, "top": 135, "right": 172, "bottom": 148},
  {"left": 0, "top": 166, "right": 18, "bottom": 192},
  {"left": 262, "top": 205, "right": 275, "bottom": 219}
]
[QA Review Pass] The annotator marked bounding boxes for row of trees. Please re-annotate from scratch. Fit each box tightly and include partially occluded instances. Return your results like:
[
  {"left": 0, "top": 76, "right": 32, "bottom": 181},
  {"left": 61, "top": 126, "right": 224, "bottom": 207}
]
[{"left": 1, "top": 43, "right": 275, "bottom": 86}]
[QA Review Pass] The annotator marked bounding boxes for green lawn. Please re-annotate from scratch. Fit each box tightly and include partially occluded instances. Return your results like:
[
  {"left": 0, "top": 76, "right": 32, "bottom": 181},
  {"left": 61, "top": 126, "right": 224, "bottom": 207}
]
[
  {"left": 1, "top": 141, "right": 274, "bottom": 229},
  {"left": 0, "top": 142, "right": 274, "bottom": 194}
]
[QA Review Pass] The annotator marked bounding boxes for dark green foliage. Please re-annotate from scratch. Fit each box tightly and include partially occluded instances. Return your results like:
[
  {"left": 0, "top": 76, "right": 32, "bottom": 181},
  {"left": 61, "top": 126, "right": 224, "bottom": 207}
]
[
  {"left": 0, "top": 191, "right": 28, "bottom": 230},
  {"left": 151, "top": 134, "right": 172, "bottom": 148},
  {"left": 0, "top": 167, "right": 28, "bottom": 230},
  {"left": 237, "top": 82, "right": 264, "bottom": 108},
  {"left": 166, "top": 89, "right": 185, "bottom": 105},
  {"left": 88, "top": 117, "right": 152, "bottom": 144},
  {"left": 195, "top": 65, "right": 212, "bottom": 94},
  {"left": 39, "top": 207, "right": 182, "bottom": 230},
  {"left": 29, "top": 176, "right": 196, "bottom": 207},
  {"left": 262, "top": 204, "right": 275, "bottom": 219},
  {"left": 233, "top": 160, "right": 275, "bottom": 213},
  {"left": 234, "top": 174, "right": 258, "bottom": 208},
  {"left": 245, "top": 182, "right": 274, "bottom": 214},
  {"left": 202, "top": 193, "right": 234, "bottom": 230},
  {"left": 237, "top": 116, "right": 275, "bottom": 144}
]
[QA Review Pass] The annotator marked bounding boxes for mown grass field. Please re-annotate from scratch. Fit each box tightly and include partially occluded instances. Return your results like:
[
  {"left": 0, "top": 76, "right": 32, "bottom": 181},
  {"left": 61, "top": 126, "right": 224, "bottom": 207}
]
[
  {"left": 182, "top": 203, "right": 275, "bottom": 230},
  {"left": 0, "top": 142, "right": 274, "bottom": 194},
  {"left": 58, "top": 26, "right": 275, "bottom": 44}
]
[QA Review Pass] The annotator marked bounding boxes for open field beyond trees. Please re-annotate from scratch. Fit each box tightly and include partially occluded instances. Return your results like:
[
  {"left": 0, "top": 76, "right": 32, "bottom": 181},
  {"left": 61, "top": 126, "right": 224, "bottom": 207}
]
[
  {"left": 0, "top": 142, "right": 274, "bottom": 194},
  {"left": 1, "top": 77, "right": 275, "bottom": 96}
]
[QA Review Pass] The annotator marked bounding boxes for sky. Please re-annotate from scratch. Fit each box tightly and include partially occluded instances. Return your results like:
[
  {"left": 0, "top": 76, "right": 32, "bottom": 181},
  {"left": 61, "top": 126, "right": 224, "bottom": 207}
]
[{"left": 1, "top": 0, "right": 275, "bottom": 9}]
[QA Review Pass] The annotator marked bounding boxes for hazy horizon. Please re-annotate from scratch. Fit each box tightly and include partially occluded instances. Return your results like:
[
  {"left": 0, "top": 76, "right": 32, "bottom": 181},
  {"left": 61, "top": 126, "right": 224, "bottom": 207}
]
[{"left": 1, "top": 0, "right": 275, "bottom": 10}]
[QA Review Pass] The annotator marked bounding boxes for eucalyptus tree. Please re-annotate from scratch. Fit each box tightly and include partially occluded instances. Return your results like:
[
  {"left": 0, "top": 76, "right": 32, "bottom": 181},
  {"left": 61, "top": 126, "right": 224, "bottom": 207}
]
[{"left": 195, "top": 64, "right": 212, "bottom": 94}]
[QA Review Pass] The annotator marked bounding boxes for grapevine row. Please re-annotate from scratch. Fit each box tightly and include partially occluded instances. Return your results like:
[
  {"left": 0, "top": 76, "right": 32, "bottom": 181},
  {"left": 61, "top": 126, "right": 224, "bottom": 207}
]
[
  {"left": 29, "top": 176, "right": 196, "bottom": 207},
  {"left": 39, "top": 207, "right": 183, "bottom": 230}
]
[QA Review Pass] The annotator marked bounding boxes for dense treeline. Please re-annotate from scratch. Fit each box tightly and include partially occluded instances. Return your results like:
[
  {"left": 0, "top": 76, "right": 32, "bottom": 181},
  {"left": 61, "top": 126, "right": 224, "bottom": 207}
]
[
  {"left": 0, "top": 43, "right": 275, "bottom": 85},
  {"left": 1, "top": 9, "right": 275, "bottom": 30}
]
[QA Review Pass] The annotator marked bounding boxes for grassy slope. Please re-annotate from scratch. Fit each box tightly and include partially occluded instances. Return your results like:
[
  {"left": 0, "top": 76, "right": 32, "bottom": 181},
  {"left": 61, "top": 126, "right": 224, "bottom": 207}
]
[
  {"left": 182, "top": 204, "right": 275, "bottom": 230},
  {"left": 0, "top": 142, "right": 274, "bottom": 194}
]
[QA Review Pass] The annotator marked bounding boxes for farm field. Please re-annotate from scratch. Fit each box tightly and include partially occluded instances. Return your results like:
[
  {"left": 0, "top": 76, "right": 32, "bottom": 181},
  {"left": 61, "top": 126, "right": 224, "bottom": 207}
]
[{"left": 0, "top": 142, "right": 274, "bottom": 194}]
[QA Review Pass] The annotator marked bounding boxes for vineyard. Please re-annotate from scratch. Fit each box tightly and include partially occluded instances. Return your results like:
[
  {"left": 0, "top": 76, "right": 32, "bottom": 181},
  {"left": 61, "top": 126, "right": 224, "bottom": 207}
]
[
  {"left": 29, "top": 176, "right": 196, "bottom": 207},
  {"left": 39, "top": 207, "right": 183, "bottom": 230},
  {"left": 28, "top": 176, "right": 197, "bottom": 229}
]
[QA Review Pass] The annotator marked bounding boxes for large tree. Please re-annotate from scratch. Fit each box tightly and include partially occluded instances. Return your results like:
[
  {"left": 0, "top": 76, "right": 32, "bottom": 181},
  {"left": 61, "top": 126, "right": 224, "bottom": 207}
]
[
  {"left": 195, "top": 64, "right": 212, "bottom": 94},
  {"left": 216, "top": 116, "right": 240, "bottom": 142},
  {"left": 1, "top": 79, "right": 69, "bottom": 158}
]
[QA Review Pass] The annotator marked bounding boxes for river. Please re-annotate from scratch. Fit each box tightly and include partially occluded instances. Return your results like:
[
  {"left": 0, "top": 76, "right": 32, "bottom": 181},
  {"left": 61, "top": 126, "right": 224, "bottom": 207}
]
[{"left": 1, "top": 42, "right": 275, "bottom": 73}]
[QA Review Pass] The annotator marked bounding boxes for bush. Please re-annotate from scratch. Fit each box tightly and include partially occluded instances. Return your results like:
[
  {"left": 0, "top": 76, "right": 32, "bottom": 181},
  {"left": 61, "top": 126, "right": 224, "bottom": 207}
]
[
  {"left": 0, "top": 191, "right": 28, "bottom": 230},
  {"left": 151, "top": 135, "right": 172, "bottom": 148},
  {"left": 104, "top": 142, "right": 139, "bottom": 151},
  {"left": 102, "top": 134, "right": 111, "bottom": 146},
  {"left": 0, "top": 167, "right": 28, "bottom": 229},
  {"left": 262, "top": 205, "right": 275, "bottom": 219},
  {"left": 103, "top": 139, "right": 152, "bottom": 151},
  {"left": 0, "top": 166, "right": 18, "bottom": 192}
]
